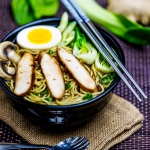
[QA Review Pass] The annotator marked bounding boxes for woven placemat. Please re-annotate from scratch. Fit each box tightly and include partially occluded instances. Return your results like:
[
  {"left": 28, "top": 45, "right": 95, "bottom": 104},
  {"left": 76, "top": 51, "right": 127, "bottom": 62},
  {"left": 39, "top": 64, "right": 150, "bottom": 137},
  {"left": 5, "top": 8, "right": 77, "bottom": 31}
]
[{"left": 0, "top": 89, "right": 144, "bottom": 150}]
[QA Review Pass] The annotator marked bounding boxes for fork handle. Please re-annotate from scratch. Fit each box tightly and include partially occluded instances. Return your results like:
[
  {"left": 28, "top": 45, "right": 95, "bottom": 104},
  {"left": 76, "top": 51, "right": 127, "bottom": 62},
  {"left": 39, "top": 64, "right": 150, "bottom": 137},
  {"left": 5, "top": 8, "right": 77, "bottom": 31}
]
[{"left": 0, "top": 143, "right": 53, "bottom": 150}]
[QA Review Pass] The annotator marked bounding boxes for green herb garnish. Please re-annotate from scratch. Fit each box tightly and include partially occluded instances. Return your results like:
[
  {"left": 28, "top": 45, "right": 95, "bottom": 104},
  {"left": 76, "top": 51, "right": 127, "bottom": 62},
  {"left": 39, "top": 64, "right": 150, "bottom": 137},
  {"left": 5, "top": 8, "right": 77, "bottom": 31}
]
[
  {"left": 99, "top": 72, "right": 116, "bottom": 85},
  {"left": 40, "top": 89, "right": 48, "bottom": 96},
  {"left": 65, "top": 83, "right": 71, "bottom": 90},
  {"left": 99, "top": 76, "right": 110, "bottom": 85},
  {"left": 48, "top": 49, "right": 53, "bottom": 54},
  {"left": 45, "top": 97, "right": 53, "bottom": 102},
  {"left": 109, "top": 72, "right": 116, "bottom": 80},
  {"left": 69, "top": 41, "right": 75, "bottom": 49},
  {"left": 83, "top": 92, "right": 93, "bottom": 100}
]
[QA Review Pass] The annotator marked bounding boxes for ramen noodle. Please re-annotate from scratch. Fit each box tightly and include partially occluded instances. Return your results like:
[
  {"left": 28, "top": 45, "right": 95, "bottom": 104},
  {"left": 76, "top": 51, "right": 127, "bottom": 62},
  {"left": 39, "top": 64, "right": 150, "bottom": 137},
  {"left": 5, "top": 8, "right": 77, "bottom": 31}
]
[{"left": 5, "top": 45, "right": 115, "bottom": 106}]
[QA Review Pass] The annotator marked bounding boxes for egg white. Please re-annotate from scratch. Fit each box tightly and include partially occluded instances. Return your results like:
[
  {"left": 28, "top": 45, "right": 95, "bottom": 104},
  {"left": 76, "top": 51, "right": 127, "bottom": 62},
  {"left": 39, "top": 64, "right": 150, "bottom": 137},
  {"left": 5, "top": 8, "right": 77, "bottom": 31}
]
[{"left": 16, "top": 25, "right": 62, "bottom": 50}]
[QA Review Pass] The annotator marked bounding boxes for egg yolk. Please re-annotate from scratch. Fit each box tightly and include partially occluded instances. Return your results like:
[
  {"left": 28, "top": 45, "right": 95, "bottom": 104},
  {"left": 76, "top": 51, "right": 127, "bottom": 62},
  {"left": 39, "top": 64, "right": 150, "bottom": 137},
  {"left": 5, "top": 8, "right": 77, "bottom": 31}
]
[{"left": 28, "top": 28, "right": 52, "bottom": 44}]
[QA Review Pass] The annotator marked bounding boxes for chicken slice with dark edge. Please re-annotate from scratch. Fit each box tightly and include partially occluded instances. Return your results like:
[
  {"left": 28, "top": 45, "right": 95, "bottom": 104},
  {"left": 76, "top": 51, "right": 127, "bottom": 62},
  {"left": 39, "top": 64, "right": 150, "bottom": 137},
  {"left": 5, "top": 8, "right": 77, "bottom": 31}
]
[
  {"left": 40, "top": 52, "right": 65, "bottom": 99},
  {"left": 14, "top": 52, "right": 34, "bottom": 96},
  {"left": 58, "top": 48, "right": 97, "bottom": 92}
]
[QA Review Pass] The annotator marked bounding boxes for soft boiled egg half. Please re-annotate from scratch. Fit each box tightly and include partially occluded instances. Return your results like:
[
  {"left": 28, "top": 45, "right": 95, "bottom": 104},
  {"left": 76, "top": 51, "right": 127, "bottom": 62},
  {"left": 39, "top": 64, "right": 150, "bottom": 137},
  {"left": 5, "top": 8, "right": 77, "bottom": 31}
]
[{"left": 16, "top": 25, "right": 62, "bottom": 50}]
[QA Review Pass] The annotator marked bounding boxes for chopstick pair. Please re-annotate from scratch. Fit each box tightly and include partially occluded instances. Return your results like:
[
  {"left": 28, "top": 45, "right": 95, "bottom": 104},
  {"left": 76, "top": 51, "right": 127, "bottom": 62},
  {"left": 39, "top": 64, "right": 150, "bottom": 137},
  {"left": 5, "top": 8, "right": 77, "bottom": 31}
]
[{"left": 61, "top": 0, "right": 147, "bottom": 101}]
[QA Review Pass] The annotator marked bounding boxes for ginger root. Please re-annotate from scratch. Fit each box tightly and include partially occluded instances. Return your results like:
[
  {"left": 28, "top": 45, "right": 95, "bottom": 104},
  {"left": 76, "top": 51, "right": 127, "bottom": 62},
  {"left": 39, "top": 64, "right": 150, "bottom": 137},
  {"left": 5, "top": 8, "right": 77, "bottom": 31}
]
[{"left": 107, "top": 0, "right": 150, "bottom": 25}]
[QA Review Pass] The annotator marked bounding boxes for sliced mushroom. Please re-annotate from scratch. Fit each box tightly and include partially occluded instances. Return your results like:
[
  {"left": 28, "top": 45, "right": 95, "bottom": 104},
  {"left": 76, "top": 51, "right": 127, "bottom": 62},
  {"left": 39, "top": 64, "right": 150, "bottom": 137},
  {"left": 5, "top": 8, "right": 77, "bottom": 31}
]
[
  {"left": 0, "top": 59, "right": 16, "bottom": 80},
  {"left": 0, "top": 41, "right": 21, "bottom": 63},
  {"left": 5, "top": 65, "right": 16, "bottom": 75}
]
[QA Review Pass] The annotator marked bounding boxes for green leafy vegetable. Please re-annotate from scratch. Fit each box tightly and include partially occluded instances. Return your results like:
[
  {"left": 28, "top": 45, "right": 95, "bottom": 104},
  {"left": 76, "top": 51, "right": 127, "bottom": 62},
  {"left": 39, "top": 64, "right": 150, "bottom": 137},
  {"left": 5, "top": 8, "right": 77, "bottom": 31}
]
[
  {"left": 28, "top": 0, "right": 59, "bottom": 19},
  {"left": 83, "top": 92, "right": 93, "bottom": 100},
  {"left": 65, "top": 82, "right": 71, "bottom": 90},
  {"left": 11, "top": 0, "right": 35, "bottom": 25},
  {"left": 73, "top": 27, "right": 97, "bottom": 65},
  {"left": 75, "top": 0, "right": 150, "bottom": 45},
  {"left": 11, "top": 0, "right": 59, "bottom": 25},
  {"left": 95, "top": 52, "right": 114, "bottom": 73}
]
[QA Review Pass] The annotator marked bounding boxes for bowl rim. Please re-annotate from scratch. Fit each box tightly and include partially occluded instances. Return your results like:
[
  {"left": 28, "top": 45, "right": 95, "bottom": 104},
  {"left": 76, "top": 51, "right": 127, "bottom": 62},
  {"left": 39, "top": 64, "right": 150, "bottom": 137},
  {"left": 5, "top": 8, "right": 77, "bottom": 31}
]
[{"left": 0, "top": 18, "right": 125, "bottom": 109}]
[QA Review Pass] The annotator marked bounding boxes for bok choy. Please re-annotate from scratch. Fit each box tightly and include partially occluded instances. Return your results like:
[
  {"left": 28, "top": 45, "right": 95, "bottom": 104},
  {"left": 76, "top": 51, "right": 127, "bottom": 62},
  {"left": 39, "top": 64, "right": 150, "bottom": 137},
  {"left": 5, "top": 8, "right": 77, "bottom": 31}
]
[
  {"left": 58, "top": 12, "right": 115, "bottom": 74},
  {"left": 95, "top": 52, "right": 114, "bottom": 73},
  {"left": 75, "top": 0, "right": 150, "bottom": 45},
  {"left": 58, "top": 14, "right": 76, "bottom": 46},
  {"left": 73, "top": 27, "right": 97, "bottom": 65},
  {"left": 11, "top": 0, "right": 59, "bottom": 25}
]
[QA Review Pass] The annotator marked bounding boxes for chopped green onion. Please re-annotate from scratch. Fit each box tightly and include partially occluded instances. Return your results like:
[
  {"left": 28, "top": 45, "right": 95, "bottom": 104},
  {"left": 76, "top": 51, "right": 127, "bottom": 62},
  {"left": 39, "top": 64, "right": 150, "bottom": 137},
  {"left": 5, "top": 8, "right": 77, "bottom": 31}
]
[
  {"left": 40, "top": 89, "right": 48, "bottom": 96},
  {"left": 109, "top": 72, "right": 116, "bottom": 80},
  {"left": 45, "top": 97, "right": 53, "bottom": 102},
  {"left": 99, "top": 76, "right": 110, "bottom": 85},
  {"left": 99, "top": 72, "right": 116, "bottom": 85},
  {"left": 48, "top": 49, "right": 53, "bottom": 54},
  {"left": 69, "top": 41, "right": 75, "bottom": 48},
  {"left": 83, "top": 92, "right": 93, "bottom": 100},
  {"left": 65, "top": 82, "right": 71, "bottom": 90}
]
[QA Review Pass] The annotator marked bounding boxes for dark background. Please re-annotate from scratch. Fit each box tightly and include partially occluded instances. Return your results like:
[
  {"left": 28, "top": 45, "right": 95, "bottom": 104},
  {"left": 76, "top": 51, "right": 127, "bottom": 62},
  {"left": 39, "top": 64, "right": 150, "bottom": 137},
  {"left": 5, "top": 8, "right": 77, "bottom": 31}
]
[{"left": 0, "top": 0, "right": 150, "bottom": 149}]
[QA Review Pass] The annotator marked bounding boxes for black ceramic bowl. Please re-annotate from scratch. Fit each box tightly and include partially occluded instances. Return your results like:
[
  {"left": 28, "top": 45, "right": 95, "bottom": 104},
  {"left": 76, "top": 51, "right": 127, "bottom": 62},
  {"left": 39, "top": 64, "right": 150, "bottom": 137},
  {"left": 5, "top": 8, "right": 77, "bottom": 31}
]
[{"left": 0, "top": 18, "right": 125, "bottom": 129}]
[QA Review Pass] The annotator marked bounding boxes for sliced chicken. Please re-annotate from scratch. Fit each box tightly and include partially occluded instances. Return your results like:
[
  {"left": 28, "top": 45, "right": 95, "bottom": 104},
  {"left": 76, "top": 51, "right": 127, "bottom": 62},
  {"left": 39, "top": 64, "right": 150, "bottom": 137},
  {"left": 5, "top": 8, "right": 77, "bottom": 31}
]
[
  {"left": 14, "top": 52, "right": 34, "bottom": 96},
  {"left": 40, "top": 52, "right": 65, "bottom": 99},
  {"left": 58, "top": 48, "right": 97, "bottom": 92}
]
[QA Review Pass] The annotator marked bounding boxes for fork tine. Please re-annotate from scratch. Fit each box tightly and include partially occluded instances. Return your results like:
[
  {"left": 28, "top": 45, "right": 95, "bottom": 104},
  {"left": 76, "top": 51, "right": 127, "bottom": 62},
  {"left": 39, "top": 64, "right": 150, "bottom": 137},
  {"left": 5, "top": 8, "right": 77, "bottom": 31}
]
[
  {"left": 65, "top": 136, "right": 79, "bottom": 144},
  {"left": 69, "top": 136, "right": 79, "bottom": 144},
  {"left": 71, "top": 137, "right": 89, "bottom": 149},
  {"left": 69, "top": 137, "right": 81, "bottom": 145},
  {"left": 65, "top": 137, "right": 74, "bottom": 143},
  {"left": 78, "top": 140, "right": 90, "bottom": 149},
  {"left": 72, "top": 137, "right": 85, "bottom": 145}
]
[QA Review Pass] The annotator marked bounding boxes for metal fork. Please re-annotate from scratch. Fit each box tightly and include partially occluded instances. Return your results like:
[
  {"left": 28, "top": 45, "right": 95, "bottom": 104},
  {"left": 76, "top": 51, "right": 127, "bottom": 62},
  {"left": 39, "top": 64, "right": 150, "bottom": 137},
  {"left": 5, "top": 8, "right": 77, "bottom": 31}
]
[{"left": 0, "top": 136, "right": 90, "bottom": 150}]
